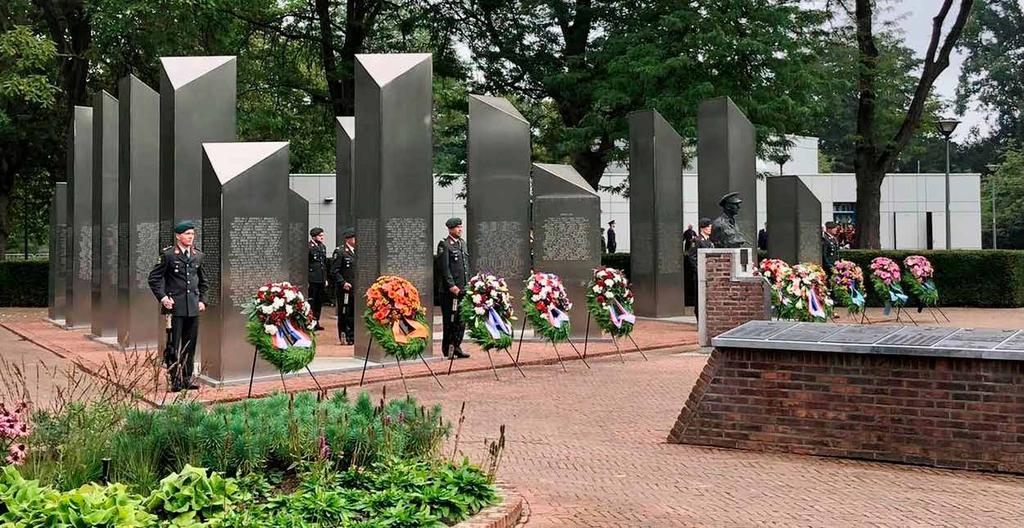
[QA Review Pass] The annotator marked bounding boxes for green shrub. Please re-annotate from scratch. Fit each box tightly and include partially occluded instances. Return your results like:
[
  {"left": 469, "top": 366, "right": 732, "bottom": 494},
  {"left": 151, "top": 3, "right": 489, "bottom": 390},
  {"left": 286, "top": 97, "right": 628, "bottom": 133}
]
[
  {"left": 143, "top": 465, "right": 244, "bottom": 524},
  {"left": 600, "top": 253, "right": 630, "bottom": 278},
  {"left": 0, "top": 259, "right": 48, "bottom": 307},
  {"left": 840, "top": 250, "right": 1024, "bottom": 307}
]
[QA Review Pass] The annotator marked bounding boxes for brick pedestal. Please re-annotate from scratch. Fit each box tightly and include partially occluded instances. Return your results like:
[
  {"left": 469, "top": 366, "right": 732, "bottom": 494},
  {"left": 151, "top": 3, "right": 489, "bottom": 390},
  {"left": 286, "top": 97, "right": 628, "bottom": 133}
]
[
  {"left": 669, "top": 346, "right": 1024, "bottom": 473},
  {"left": 697, "top": 248, "right": 769, "bottom": 346}
]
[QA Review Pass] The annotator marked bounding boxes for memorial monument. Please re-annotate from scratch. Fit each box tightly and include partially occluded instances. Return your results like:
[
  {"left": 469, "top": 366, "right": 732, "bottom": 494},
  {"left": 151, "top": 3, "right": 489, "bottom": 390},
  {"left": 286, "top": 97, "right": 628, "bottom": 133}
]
[
  {"left": 200, "top": 141, "right": 290, "bottom": 382},
  {"left": 289, "top": 190, "right": 309, "bottom": 288},
  {"left": 766, "top": 175, "right": 822, "bottom": 265},
  {"left": 628, "top": 109, "right": 685, "bottom": 317},
  {"left": 532, "top": 163, "right": 601, "bottom": 339},
  {"left": 91, "top": 91, "right": 119, "bottom": 340},
  {"left": 466, "top": 94, "right": 531, "bottom": 288},
  {"left": 48, "top": 182, "right": 68, "bottom": 322},
  {"left": 117, "top": 75, "right": 161, "bottom": 347},
  {"left": 697, "top": 96, "right": 756, "bottom": 248},
  {"left": 66, "top": 106, "right": 93, "bottom": 329},
  {"left": 710, "top": 192, "right": 751, "bottom": 248},
  {"left": 335, "top": 116, "right": 355, "bottom": 236},
  {"left": 352, "top": 53, "right": 434, "bottom": 361},
  {"left": 159, "top": 56, "right": 236, "bottom": 247}
]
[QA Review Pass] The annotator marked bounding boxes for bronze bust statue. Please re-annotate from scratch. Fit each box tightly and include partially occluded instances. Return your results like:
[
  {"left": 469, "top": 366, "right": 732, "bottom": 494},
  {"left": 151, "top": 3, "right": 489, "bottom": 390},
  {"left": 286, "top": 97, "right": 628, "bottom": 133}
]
[{"left": 710, "top": 191, "right": 750, "bottom": 248}]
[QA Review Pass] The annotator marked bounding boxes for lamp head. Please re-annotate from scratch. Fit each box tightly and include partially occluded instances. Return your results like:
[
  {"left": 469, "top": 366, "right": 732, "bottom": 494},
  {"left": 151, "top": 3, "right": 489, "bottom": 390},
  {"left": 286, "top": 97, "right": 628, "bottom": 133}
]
[{"left": 936, "top": 117, "right": 960, "bottom": 138}]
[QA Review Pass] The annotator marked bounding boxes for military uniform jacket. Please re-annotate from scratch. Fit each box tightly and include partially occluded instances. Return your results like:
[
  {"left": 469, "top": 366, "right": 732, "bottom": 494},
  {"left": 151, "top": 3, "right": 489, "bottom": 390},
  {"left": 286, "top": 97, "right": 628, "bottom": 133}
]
[
  {"left": 439, "top": 236, "right": 469, "bottom": 290},
  {"left": 822, "top": 234, "right": 840, "bottom": 270},
  {"left": 308, "top": 241, "right": 328, "bottom": 283},
  {"left": 148, "top": 245, "right": 209, "bottom": 317},
  {"left": 330, "top": 245, "right": 356, "bottom": 287},
  {"left": 687, "top": 235, "right": 715, "bottom": 271}
]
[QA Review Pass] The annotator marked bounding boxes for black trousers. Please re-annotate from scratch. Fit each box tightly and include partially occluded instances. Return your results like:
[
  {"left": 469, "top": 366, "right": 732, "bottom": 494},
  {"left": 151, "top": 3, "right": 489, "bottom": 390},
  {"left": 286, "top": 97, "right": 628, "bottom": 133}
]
[
  {"left": 440, "top": 291, "right": 465, "bottom": 355},
  {"left": 336, "top": 285, "right": 355, "bottom": 343},
  {"left": 167, "top": 315, "right": 199, "bottom": 389},
  {"left": 686, "top": 268, "right": 699, "bottom": 318},
  {"left": 308, "top": 282, "right": 327, "bottom": 323}
]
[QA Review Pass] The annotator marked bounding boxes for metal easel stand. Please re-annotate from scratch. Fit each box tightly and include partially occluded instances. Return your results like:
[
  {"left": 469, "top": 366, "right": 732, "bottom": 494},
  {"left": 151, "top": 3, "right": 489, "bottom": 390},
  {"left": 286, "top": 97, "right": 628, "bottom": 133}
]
[
  {"left": 359, "top": 336, "right": 444, "bottom": 395},
  {"left": 246, "top": 347, "right": 324, "bottom": 399}
]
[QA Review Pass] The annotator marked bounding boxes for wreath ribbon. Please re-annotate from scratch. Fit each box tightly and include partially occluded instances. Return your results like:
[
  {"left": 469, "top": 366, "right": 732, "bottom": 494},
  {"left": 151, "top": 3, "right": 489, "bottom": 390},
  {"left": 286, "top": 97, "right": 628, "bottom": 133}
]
[
  {"left": 851, "top": 286, "right": 866, "bottom": 308},
  {"left": 807, "top": 288, "right": 826, "bottom": 319},
  {"left": 392, "top": 317, "right": 429, "bottom": 344},
  {"left": 606, "top": 300, "right": 636, "bottom": 328},
  {"left": 546, "top": 306, "right": 570, "bottom": 328},
  {"left": 484, "top": 307, "right": 511, "bottom": 339}
]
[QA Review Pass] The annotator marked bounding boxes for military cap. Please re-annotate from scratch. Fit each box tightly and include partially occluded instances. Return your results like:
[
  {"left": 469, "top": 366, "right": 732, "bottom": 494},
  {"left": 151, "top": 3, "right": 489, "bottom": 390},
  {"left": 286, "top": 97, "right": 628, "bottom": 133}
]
[
  {"left": 445, "top": 217, "right": 462, "bottom": 229},
  {"left": 342, "top": 227, "right": 356, "bottom": 239},
  {"left": 699, "top": 217, "right": 713, "bottom": 228},
  {"left": 174, "top": 220, "right": 196, "bottom": 234},
  {"left": 825, "top": 221, "right": 837, "bottom": 229},
  {"left": 718, "top": 192, "right": 742, "bottom": 206},
  {"left": 608, "top": 220, "right": 616, "bottom": 225},
  {"left": 310, "top": 227, "right": 324, "bottom": 237}
]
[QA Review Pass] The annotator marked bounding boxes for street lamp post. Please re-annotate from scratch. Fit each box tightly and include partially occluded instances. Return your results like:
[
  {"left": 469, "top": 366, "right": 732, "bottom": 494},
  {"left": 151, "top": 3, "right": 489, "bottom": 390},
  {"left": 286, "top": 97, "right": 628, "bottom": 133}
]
[
  {"left": 986, "top": 163, "right": 998, "bottom": 249},
  {"left": 936, "top": 118, "right": 960, "bottom": 249}
]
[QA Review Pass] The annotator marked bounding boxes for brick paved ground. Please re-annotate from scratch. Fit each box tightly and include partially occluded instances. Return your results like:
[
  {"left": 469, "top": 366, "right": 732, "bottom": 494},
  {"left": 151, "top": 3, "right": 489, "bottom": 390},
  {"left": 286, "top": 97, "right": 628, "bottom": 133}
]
[{"left": 354, "top": 348, "right": 1024, "bottom": 528}]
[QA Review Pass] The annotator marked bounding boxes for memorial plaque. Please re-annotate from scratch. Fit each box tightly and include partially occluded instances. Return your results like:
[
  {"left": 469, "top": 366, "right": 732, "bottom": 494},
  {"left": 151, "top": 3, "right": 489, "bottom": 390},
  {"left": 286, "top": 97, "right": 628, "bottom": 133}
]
[
  {"left": 823, "top": 325, "right": 901, "bottom": 344},
  {"left": 117, "top": 75, "right": 161, "bottom": 347},
  {"left": 717, "top": 320, "right": 796, "bottom": 340},
  {"left": 697, "top": 96, "right": 757, "bottom": 248},
  {"left": 159, "top": 56, "right": 236, "bottom": 248},
  {"left": 66, "top": 106, "right": 93, "bottom": 328},
  {"left": 877, "top": 326, "right": 957, "bottom": 347},
  {"left": 91, "top": 91, "right": 119, "bottom": 339},
  {"left": 768, "top": 323, "right": 843, "bottom": 343},
  {"left": 353, "top": 53, "right": 434, "bottom": 361},
  {"left": 935, "top": 328, "right": 1017, "bottom": 350},
  {"left": 532, "top": 163, "right": 601, "bottom": 339},
  {"left": 48, "top": 183, "right": 69, "bottom": 321},
  {"left": 995, "top": 331, "right": 1024, "bottom": 351},
  {"left": 335, "top": 116, "right": 355, "bottom": 237},
  {"left": 767, "top": 175, "right": 822, "bottom": 265},
  {"left": 200, "top": 142, "right": 289, "bottom": 382},
  {"left": 288, "top": 190, "right": 309, "bottom": 288},
  {"left": 467, "top": 95, "right": 531, "bottom": 288},
  {"left": 629, "top": 109, "right": 685, "bottom": 317}
]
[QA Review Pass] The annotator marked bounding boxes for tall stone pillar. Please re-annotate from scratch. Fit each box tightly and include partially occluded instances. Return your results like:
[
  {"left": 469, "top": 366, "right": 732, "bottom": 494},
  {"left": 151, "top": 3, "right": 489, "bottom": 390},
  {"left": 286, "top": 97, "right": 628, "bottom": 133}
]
[
  {"left": 353, "top": 53, "right": 434, "bottom": 361},
  {"left": 66, "top": 106, "right": 93, "bottom": 329},
  {"left": 159, "top": 56, "right": 236, "bottom": 248},
  {"left": 91, "top": 91, "right": 119, "bottom": 339},
  {"left": 117, "top": 75, "right": 161, "bottom": 347},
  {"left": 766, "top": 176, "right": 822, "bottom": 265},
  {"left": 200, "top": 142, "right": 290, "bottom": 382},
  {"left": 289, "top": 190, "right": 309, "bottom": 289},
  {"left": 628, "top": 109, "right": 685, "bottom": 317},
  {"left": 335, "top": 116, "right": 355, "bottom": 237},
  {"left": 532, "top": 163, "right": 601, "bottom": 339},
  {"left": 48, "top": 183, "right": 69, "bottom": 322},
  {"left": 697, "top": 96, "right": 757, "bottom": 248},
  {"left": 467, "top": 94, "right": 531, "bottom": 289}
]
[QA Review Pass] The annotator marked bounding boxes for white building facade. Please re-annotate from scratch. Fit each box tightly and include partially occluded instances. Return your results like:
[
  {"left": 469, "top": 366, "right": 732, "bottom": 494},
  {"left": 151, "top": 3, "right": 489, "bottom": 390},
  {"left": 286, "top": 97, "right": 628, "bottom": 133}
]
[{"left": 289, "top": 136, "right": 981, "bottom": 253}]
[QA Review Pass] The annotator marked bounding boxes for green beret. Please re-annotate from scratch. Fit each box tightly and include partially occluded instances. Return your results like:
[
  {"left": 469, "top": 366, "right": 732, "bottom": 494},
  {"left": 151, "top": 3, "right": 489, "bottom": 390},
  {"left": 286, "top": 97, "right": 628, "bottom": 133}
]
[
  {"left": 445, "top": 217, "right": 462, "bottom": 229},
  {"left": 342, "top": 227, "right": 356, "bottom": 239},
  {"left": 310, "top": 227, "right": 324, "bottom": 237},
  {"left": 699, "top": 217, "right": 713, "bottom": 228},
  {"left": 174, "top": 220, "right": 196, "bottom": 234}
]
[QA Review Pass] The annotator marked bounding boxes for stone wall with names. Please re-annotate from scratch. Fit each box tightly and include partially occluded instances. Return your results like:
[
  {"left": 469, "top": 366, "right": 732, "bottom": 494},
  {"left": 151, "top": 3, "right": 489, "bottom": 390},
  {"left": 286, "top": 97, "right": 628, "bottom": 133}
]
[
  {"left": 384, "top": 216, "right": 429, "bottom": 289},
  {"left": 134, "top": 222, "right": 159, "bottom": 290},
  {"left": 77, "top": 226, "right": 92, "bottom": 281},
  {"left": 473, "top": 220, "right": 527, "bottom": 280},
  {"left": 202, "top": 217, "right": 221, "bottom": 307},
  {"left": 540, "top": 214, "right": 593, "bottom": 262},
  {"left": 227, "top": 216, "right": 282, "bottom": 310}
]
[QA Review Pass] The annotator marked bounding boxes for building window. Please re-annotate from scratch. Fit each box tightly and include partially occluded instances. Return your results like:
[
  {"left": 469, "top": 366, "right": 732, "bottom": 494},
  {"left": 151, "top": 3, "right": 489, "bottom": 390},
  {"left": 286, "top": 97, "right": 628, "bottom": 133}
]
[{"left": 833, "top": 202, "right": 855, "bottom": 224}]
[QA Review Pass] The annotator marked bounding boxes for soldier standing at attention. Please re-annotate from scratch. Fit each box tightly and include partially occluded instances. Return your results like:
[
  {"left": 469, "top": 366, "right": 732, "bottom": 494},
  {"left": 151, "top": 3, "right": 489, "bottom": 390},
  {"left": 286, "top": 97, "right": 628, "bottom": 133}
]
[
  {"left": 686, "top": 218, "right": 715, "bottom": 318},
  {"left": 606, "top": 220, "right": 618, "bottom": 253},
  {"left": 148, "top": 220, "right": 208, "bottom": 392},
  {"left": 822, "top": 221, "right": 840, "bottom": 276},
  {"left": 438, "top": 217, "right": 470, "bottom": 359},
  {"left": 330, "top": 227, "right": 357, "bottom": 345},
  {"left": 308, "top": 227, "right": 328, "bottom": 331}
]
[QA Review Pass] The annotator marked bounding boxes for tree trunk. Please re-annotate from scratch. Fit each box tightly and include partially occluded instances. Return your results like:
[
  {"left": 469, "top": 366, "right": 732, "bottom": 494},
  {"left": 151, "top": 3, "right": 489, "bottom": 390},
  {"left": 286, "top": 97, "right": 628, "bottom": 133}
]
[
  {"left": 853, "top": 172, "right": 883, "bottom": 249},
  {"left": 571, "top": 147, "right": 611, "bottom": 190}
]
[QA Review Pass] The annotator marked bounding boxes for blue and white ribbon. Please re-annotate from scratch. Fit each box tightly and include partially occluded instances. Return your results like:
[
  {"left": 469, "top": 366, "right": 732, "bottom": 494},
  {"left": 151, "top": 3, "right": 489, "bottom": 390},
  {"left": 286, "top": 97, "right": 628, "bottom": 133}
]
[
  {"left": 606, "top": 300, "right": 636, "bottom": 328},
  {"left": 546, "top": 306, "right": 570, "bottom": 328},
  {"left": 807, "top": 288, "right": 826, "bottom": 319},
  {"left": 484, "top": 307, "right": 511, "bottom": 339},
  {"left": 851, "top": 286, "right": 866, "bottom": 308}
]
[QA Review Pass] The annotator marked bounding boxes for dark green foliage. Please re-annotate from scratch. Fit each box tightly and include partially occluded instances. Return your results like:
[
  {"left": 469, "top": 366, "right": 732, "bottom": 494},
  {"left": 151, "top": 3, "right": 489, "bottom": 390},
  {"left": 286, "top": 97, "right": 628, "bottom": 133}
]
[
  {"left": 600, "top": 253, "right": 631, "bottom": 280},
  {"left": 0, "top": 259, "right": 47, "bottom": 306},
  {"left": 363, "top": 311, "right": 430, "bottom": 361},
  {"left": 840, "top": 250, "right": 1024, "bottom": 307}
]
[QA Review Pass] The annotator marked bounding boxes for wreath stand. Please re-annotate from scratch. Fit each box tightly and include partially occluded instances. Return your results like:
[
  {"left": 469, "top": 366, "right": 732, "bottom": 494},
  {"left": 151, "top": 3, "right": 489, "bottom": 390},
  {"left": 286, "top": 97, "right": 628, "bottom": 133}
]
[
  {"left": 581, "top": 313, "right": 648, "bottom": 363},
  {"left": 357, "top": 336, "right": 444, "bottom": 395},
  {"left": 926, "top": 305, "right": 951, "bottom": 324},
  {"left": 514, "top": 317, "right": 590, "bottom": 371},
  {"left": 246, "top": 347, "right": 324, "bottom": 399},
  {"left": 894, "top": 305, "right": 918, "bottom": 326},
  {"left": 444, "top": 315, "right": 525, "bottom": 382}
]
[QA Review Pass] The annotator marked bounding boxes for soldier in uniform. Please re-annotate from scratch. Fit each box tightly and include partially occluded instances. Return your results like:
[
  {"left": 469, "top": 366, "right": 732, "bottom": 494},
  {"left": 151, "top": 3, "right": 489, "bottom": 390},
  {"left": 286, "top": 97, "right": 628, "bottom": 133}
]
[
  {"left": 710, "top": 192, "right": 750, "bottom": 248},
  {"left": 822, "top": 221, "right": 840, "bottom": 275},
  {"left": 438, "top": 217, "right": 470, "bottom": 359},
  {"left": 307, "top": 227, "right": 329, "bottom": 330},
  {"left": 330, "top": 227, "right": 356, "bottom": 345},
  {"left": 686, "top": 218, "right": 715, "bottom": 318},
  {"left": 148, "top": 220, "right": 208, "bottom": 392}
]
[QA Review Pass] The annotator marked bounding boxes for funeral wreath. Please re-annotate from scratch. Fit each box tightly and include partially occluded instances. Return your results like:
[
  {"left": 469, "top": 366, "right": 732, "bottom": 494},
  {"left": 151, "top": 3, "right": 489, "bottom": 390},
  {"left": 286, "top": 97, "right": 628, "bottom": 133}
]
[
  {"left": 244, "top": 282, "right": 317, "bottom": 374},
  {"left": 364, "top": 275, "right": 430, "bottom": 360},
  {"left": 523, "top": 272, "right": 572, "bottom": 343},
  {"left": 460, "top": 273, "right": 516, "bottom": 351},
  {"left": 586, "top": 266, "right": 636, "bottom": 338}
]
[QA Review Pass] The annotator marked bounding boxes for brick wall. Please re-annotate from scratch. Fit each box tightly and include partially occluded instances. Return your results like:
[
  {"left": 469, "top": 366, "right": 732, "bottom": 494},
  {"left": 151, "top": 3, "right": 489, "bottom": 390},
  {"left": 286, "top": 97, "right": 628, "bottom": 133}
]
[
  {"left": 698, "top": 250, "right": 768, "bottom": 346},
  {"left": 668, "top": 347, "right": 1024, "bottom": 474}
]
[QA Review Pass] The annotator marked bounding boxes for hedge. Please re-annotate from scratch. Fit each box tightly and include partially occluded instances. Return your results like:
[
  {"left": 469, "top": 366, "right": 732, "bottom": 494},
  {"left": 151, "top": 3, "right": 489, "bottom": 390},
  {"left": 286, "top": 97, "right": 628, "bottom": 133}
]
[
  {"left": 839, "top": 250, "right": 1024, "bottom": 308},
  {"left": 0, "top": 259, "right": 49, "bottom": 307},
  {"left": 601, "top": 252, "right": 631, "bottom": 279}
]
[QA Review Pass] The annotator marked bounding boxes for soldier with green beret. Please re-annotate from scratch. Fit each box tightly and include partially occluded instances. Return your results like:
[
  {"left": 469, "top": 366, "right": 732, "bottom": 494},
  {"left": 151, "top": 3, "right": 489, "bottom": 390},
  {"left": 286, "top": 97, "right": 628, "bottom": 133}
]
[{"left": 437, "top": 217, "right": 469, "bottom": 359}]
